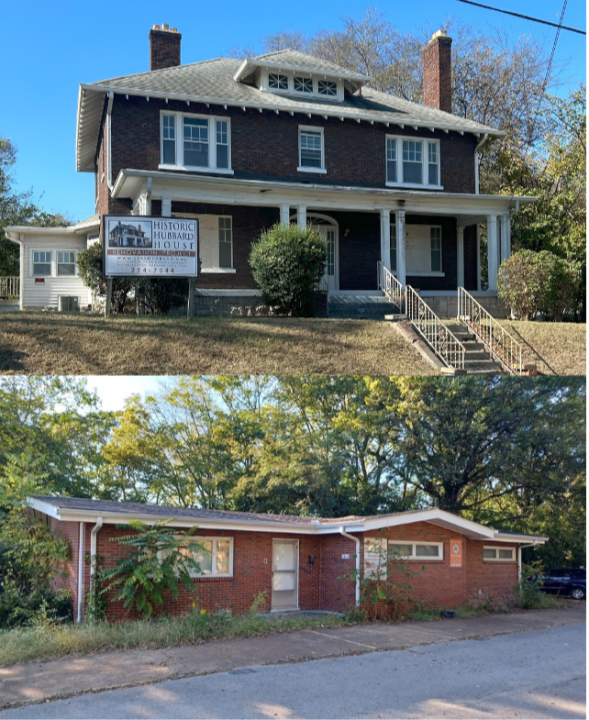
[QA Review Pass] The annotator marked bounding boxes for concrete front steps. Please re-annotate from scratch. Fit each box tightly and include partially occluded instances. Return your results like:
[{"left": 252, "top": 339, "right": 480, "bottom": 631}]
[
  {"left": 328, "top": 293, "right": 402, "bottom": 320},
  {"left": 444, "top": 323, "right": 505, "bottom": 375}
]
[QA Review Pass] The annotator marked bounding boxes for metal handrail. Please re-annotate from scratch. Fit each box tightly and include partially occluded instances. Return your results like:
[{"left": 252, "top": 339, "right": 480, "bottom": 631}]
[
  {"left": 377, "top": 261, "right": 404, "bottom": 311},
  {"left": 0, "top": 277, "right": 19, "bottom": 299},
  {"left": 406, "top": 285, "right": 466, "bottom": 369},
  {"left": 457, "top": 287, "right": 523, "bottom": 375}
]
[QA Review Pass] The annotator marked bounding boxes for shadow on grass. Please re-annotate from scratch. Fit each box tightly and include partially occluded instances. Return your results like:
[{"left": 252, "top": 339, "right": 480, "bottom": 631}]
[{"left": 503, "top": 323, "right": 558, "bottom": 376}]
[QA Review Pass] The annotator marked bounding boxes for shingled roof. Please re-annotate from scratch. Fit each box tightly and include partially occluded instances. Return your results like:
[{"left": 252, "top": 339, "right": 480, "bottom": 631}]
[{"left": 76, "top": 53, "right": 503, "bottom": 172}]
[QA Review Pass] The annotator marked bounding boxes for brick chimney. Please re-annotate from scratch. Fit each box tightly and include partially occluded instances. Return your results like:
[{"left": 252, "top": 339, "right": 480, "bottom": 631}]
[
  {"left": 422, "top": 30, "right": 453, "bottom": 114},
  {"left": 149, "top": 24, "right": 181, "bottom": 71}
]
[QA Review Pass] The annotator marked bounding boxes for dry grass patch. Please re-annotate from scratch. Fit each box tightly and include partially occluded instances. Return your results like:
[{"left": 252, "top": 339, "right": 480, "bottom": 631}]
[
  {"left": 0, "top": 312, "right": 435, "bottom": 376},
  {"left": 498, "top": 320, "right": 586, "bottom": 376}
]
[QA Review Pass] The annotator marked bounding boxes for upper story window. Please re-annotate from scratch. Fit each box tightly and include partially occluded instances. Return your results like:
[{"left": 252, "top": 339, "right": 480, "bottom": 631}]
[
  {"left": 298, "top": 126, "right": 325, "bottom": 173},
  {"left": 160, "top": 112, "right": 233, "bottom": 174},
  {"left": 386, "top": 136, "right": 442, "bottom": 189},
  {"left": 260, "top": 69, "right": 344, "bottom": 102}
]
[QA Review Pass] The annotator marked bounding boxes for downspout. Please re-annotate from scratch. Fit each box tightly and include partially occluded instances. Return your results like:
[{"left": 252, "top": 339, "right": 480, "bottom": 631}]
[
  {"left": 76, "top": 522, "right": 85, "bottom": 623},
  {"left": 339, "top": 528, "right": 361, "bottom": 607},
  {"left": 518, "top": 542, "right": 539, "bottom": 581},
  {"left": 106, "top": 92, "right": 114, "bottom": 191},
  {"left": 474, "top": 133, "right": 489, "bottom": 195},
  {"left": 89, "top": 516, "right": 104, "bottom": 614}
]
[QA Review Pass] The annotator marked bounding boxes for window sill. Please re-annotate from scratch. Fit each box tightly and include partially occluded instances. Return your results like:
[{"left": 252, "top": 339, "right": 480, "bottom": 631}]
[
  {"left": 201, "top": 268, "right": 237, "bottom": 274},
  {"left": 297, "top": 166, "right": 327, "bottom": 174},
  {"left": 159, "top": 165, "right": 234, "bottom": 176},
  {"left": 406, "top": 272, "right": 446, "bottom": 277},
  {"left": 386, "top": 182, "right": 444, "bottom": 191}
]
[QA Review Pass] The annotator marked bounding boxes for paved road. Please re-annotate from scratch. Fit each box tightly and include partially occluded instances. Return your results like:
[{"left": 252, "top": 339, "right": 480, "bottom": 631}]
[{"left": 1, "top": 623, "right": 584, "bottom": 719}]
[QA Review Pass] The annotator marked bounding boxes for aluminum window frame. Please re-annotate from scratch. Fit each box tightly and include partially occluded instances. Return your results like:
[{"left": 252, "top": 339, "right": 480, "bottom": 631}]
[
  {"left": 298, "top": 125, "right": 326, "bottom": 174},
  {"left": 177, "top": 536, "right": 235, "bottom": 578},
  {"left": 483, "top": 546, "right": 516, "bottom": 562},
  {"left": 385, "top": 135, "right": 442, "bottom": 189},
  {"left": 387, "top": 540, "right": 444, "bottom": 561},
  {"left": 160, "top": 111, "right": 233, "bottom": 175}
]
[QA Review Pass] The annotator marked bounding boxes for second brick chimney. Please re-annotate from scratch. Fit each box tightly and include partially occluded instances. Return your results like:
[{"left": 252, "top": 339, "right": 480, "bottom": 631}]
[
  {"left": 149, "top": 23, "right": 181, "bottom": 71},
  {"left": 422, "top": 30, "right": 453, "bottom": 114}
]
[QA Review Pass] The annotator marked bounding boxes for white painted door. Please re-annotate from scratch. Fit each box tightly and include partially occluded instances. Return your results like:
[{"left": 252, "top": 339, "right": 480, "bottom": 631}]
[
  {"left": 312, "top": 224, "right": 338, "bottom": 291},
  {"left": 271, "top": 539, "right": 299, "bottom": 611}
]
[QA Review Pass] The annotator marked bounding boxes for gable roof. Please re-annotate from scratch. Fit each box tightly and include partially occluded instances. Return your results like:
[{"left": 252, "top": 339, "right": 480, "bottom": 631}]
[
  {"left": 29, "top": 496, "right": 547, "bottom": 544},
  {"left": 76, "top": 54, "right": 504, "bottom": 172}
]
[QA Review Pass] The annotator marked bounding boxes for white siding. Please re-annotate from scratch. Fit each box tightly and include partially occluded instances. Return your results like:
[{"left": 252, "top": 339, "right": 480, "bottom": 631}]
[{"left": 21, "top": 233, "right": 88, "bottom": 309}]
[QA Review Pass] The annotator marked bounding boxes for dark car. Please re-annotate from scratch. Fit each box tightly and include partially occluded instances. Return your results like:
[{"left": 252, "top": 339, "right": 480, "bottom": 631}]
[{"left": 533, "top": 569, "right": 586, "bottom": 600}]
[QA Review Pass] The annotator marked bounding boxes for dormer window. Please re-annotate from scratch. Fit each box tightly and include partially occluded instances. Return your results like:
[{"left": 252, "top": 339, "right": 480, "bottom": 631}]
[
  {"left": 294, "top": 76, "right": 313, "bottom": 93},
  {"left": 269, "top": 73, "right": 288, "bottom": 90},
  {"left": 318, "top": 80, "right": 337, "bottom": 96}
]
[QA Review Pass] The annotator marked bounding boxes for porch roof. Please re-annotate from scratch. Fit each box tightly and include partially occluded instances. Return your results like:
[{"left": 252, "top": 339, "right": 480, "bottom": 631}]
[
  {"left": 112, "top": 168, "right": 536, "bottom": 218},
  {"left": 29, "top": 496, "right": 547, "bottom": 544}
]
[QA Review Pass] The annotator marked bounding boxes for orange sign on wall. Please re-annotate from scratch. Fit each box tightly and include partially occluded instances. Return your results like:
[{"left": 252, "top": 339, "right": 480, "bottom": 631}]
[{"left": 450, "top": 538, "right": 463, "bottom": 567}]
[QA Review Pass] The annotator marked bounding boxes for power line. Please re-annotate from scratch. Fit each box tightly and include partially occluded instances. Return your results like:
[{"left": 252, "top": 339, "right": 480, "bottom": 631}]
[
  {"left": 455, "top": 0, "right": 585, "bottom": 35},
  {"left": 542, "top": 0, "right": 568, "bottom": 91}
]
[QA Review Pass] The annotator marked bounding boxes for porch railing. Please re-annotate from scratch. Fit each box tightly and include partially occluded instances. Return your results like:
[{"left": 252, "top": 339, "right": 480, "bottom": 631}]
[
  {"left": 377, "top": 261, "right": 404, "bottom": 311},
  {"left": 457, "top": 287, "right": 523, "bottom": 375},
  {"left": 406, "top": 285, "right": 466, "bottom": 370},
  {"left": 0, "top": 277, "right": 19, "bottom": 299}
]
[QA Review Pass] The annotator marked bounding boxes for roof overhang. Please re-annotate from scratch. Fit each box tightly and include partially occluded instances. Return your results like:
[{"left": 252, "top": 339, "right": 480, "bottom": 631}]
[
  {"left": 5, "top": 216, "right": 100, "bottom": 244},
  {"left": 76, "top": 83, "right": 505, "bottom": 173},
  {"left": 27, "top": 497, "right": 547, "bottom": 544},
  {"left": 112, "top": 168, "right": 536, "bottom": 217}
]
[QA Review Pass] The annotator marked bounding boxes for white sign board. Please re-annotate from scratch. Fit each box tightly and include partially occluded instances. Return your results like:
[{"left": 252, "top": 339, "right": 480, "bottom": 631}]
[{"left": 103, "top": 216, "right": 198, "bottom": 278}]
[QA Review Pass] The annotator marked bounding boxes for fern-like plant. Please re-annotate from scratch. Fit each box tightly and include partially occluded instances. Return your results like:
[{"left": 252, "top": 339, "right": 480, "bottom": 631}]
[{"left": 99, "top": 520, "right": 204, "bottom": 618}]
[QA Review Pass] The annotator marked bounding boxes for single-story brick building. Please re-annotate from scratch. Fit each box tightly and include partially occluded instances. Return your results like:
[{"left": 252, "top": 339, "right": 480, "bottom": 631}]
[{"left": 29, "top": 496, "right": 547, "bottom": 622}]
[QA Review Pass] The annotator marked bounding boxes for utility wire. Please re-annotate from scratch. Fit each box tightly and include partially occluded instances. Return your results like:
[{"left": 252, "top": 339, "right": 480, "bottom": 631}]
[
  {"left": 542, "top": 0, "right": 568, "bottom": 91},
  {"left": 455, "top": 0, "right": 585, "bottom": 35}
]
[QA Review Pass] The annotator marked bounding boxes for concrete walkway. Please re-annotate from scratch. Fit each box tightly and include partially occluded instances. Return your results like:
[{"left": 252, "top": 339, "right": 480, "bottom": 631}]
[{"left": 0, "top": 605, "right": 584, "bottom": 711}]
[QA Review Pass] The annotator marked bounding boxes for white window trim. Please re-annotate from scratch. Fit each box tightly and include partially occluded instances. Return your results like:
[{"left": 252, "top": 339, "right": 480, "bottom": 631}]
[
  {"left": 483, "top": 546, "right": 516, "bottom": 562},
  {"left": 385, "top": 135, "right": 443, "bottom": 190},
  {"left": 30, "top": 249, "right": 79, "bottom": 278},
  {"left": 179, "top": 536, "right": 234, "bottom": 578},
  {"left": 159, "top": 111, "right": 234, "bottom": 175},
  {"left": 388, "top": 540, "right": 444, "bottom": 561},
  {"left": 298, "top": 125, "right": 326, "bottom": 173},
  {"left": 56, "top": 250, "right": 79, "bottom": 277},
  {"left": 259, "top": 68, "right": 344, "bottom": 102}
]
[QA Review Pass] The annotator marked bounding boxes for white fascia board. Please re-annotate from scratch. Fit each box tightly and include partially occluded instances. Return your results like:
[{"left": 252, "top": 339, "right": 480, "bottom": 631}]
[
  {"left": 360, "top": 509, "right": 496, "bottom": 539},
  {"left": 233, "top": 59, "right": 250, "bottom": 82},
  {"left": 492, "top": 533, "right": 548, "bottom": 544},
  {"left": 28, "top": 497, "right": 63, "bottom": 519},
  {"left": 80, "top": 84, "right": 503, "bottom": 139}
]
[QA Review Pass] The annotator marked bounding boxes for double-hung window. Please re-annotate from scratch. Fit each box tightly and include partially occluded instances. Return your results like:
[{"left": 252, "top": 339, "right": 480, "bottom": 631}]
[
  {"left": 298, "top": 126, "right": 325, "bottom": 173},
  {"left": 57, "top": 251, "right": 77, "bottom": 276},
  {"left": 161, "top": 112, "right": 232, "bottom": 173},
  {"left": 218, "top": 217, "right": 233, "bottom": 268},
  {"left": 33, "top": 251, "right": 52, "bottom": 276},
  {"left": 183, "top": 537, "right": 234, "bottom": 577},
  {"left": 404, "top": 224, "right": 443, "bottom": 276},
  {"left": 386, "top": 136, "right": 441, "bottom": 188}
]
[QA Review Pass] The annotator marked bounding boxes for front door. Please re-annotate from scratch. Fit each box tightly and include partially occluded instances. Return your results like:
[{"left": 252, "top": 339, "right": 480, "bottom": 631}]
[
  {"left": 312, "top": 223, "right": 338, "bottom": 291},
  {"left": 271, "top": 539, "right": 299, "bottom": 611}
]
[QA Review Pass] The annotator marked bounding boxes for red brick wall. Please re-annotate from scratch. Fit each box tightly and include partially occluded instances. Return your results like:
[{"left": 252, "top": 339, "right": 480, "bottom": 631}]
[
  {"left": 422, "top": 35, "right": 453, "bottom": 113},
  {"left": 465, "top": 540, "right": 519, "bottom": 602},
  {"left": 104, "top": 95, "right": 476, "bottom": 193}
]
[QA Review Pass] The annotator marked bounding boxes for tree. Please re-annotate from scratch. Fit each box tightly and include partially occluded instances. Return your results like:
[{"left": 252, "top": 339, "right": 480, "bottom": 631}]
[
  {"left": 100, "top": 521, "right": 203, "bottom": 617},
  {"left": 0, "top": 138, "right": 71, "bottom": 276}
]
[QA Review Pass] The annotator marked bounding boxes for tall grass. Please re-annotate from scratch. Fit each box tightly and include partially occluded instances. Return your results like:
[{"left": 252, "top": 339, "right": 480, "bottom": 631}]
[{"left": 0, "top": 610, "right": 346, "bottom": 667}]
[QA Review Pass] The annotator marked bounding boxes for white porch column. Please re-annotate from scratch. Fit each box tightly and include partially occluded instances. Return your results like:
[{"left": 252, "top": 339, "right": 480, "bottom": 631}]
[
  {"left": 380, "top": 209, "right": 391, "bottom": 272},
  {"left": 280, "top": 204, "right": 290, "bottom": 225},
  {"left": 161, "top": 197, "right": 172, "bottom": 218},
  {"left": 500, "top": 214, "right": 511, "bottom": 263},
  {"left": 457, "top": 225, "right": 465, "bottom": 289},
  {"left": 487, "top": 214, "right": 499, "bottom": 291},
  {"left": 297, "top": 205, "right": 307, "bottom": 229},
  {"left": 395, "top": 210, "right": 406, "bottom": 287},
  {"left": 476, "top": 224, "right": 482, "bottom": 291}
]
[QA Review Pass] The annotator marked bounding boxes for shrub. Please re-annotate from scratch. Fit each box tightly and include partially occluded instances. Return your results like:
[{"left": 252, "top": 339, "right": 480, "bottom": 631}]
[
  {"left": 249, "top": 223, "right": 326, "bottom": 317},
  {"left": 498, "top": 249, "right": 580, "bottom": 321}
]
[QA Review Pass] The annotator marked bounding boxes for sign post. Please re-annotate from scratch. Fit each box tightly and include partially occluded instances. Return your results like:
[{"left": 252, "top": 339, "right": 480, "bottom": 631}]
[{"left": 102, "top": 215, "right": 199, "bottom": 318}]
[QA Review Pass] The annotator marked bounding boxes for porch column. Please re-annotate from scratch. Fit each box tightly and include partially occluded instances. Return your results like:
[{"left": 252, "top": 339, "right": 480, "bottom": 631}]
[
  {"left": 297, "top": 205, "right": 307, "bottom": 229},
  {"left": 476, "top": 224, "right": 482, "bottom": 291},
  {"left": 395, "top": 210, "right": 406, "bottom": 287},
  {"left": 500, "top": 214, "right": 511, "bottom": 263},
  {"left": 487, "top": 214, "right": 498, "bottom": 291},
  {"left": 456, "top": 225, "right": 465, "bottom": 288},
  {"left": 380, "top": 209, "right": 391, "bottom": 272},
  {"left": 161, "top": 197, "right": 172, "bottom": 218},
  {"left": 280, "top": 204, "right": 290, "bottom": 225}
]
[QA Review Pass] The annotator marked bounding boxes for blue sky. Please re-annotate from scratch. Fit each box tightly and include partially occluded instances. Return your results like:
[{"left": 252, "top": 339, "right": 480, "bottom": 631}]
[{"left": 1, "top": 0, "right": 585, "bottom": 224}]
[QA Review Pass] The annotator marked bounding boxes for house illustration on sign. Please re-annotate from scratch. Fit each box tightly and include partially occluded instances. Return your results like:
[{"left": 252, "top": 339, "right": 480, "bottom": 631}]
[{"left": 6, "top": 23, "right": 534, "bottom": 314}]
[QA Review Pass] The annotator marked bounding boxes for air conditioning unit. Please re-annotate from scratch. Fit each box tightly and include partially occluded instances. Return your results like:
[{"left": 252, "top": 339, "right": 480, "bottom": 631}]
[{"left": 58, "top": 296, "right": 80, "bottom": 312}]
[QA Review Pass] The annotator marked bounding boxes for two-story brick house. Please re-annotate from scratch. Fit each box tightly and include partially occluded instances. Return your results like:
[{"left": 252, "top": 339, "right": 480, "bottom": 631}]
[{"left": 8, "top": 24, "right": 534, "bottom": 314}]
